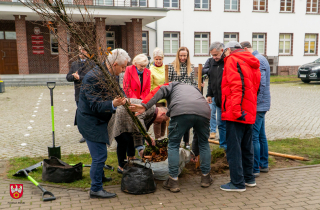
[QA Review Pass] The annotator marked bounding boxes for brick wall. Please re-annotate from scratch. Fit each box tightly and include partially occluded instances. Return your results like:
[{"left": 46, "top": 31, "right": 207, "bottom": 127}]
[
  {"left": 121, "top": 25, "right": 127, "bottom": 51},
  {"left": 106, "top": 25, "right": 122, "bottom": 49},
  {"left": 26, "top": 21, "right": 59, "bottom": 74},
  {"left": 14, "top": 15, "right": 29, "bottom": 74},
  {"left": 278, "top": 66, "right": 300, "bottom": 75},
  {"left": 126, "top": 21, "right": 134, "bottom": 60},
  {"left": 132, "top": 19, "right": 143, "bottom": 57}
]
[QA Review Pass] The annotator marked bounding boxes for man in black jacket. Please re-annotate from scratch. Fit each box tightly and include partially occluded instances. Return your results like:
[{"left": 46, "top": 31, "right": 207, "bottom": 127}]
[
  {"left": 206, "top": 42, "right": 227, "bottom": 150},
  {"left": 66, "top": 46, "right": 95, "bottom": 143}
]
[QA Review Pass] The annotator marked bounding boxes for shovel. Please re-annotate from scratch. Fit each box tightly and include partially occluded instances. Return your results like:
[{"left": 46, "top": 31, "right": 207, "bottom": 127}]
[
  {"left": 13, "top": 167, "right": 55, "bottom": 201},
  {"left": 47, "top": 81, "right": 61, "bottom": 159},
  {"left": 69, "top": 164, "right": 114, "bottom": 171}
]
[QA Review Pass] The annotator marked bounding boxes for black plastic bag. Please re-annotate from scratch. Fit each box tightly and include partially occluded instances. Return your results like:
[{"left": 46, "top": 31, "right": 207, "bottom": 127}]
[
  {"left": 121, "top": 161, "right": 157, "bottom": 195},
  {"left": 42, "top": 156, "right": 82, "bottom": 183}
]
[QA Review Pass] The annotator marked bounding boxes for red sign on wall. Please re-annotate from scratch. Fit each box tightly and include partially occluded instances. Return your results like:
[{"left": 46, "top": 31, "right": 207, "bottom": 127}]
[
  {"left": 32, "top": 40, "right": 44, "bottom": 45},
  {"left": 31, "top": 35, "right": 43, "bottom": 40},
  {"left": 33, "top": 50, "right": 44, "bottom": 55},
  {"left": 32, "top": 46, "right": 44, "bottom": 50}
]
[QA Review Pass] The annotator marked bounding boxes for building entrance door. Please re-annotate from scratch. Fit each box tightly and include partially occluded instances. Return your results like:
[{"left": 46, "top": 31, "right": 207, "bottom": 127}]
[{"left": 0, "top": 31, "right": 18, "bottom": 74}]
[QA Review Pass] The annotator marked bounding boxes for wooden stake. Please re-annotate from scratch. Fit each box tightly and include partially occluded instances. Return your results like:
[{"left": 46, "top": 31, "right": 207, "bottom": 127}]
[
  {"left": 208, "top": 140, "right": 309, "bottom": 161},
  {"left": 198, "top": 64, "right": 202, "bottom": 91}
]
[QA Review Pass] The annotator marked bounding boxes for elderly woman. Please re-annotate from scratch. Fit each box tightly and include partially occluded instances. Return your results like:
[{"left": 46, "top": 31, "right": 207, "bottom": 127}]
[
  {"left": 123, "top": 54, "right": 151, "bottom": 100},
  {"left": 150, "top": 48, "right": 166, "bottom": 139},
  {"left": 168, "top": 47, "right": 198, "bottom": 148}
]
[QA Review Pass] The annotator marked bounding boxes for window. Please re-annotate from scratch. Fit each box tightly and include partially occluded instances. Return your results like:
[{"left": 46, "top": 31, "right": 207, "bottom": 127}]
[
  {"left": 224, "top": 33, "right": 238, "bottom": 44},
  {"left": 306, "top": 0, "right": 318, "bottom": 13},
  {"left": 195, "top": 33, "right": 209, "bottom": 55},
  {"left": 164, "top": 32, "right": 179, "bottom": 55},
  {"left": 280, "top": 0, "right": 293, "bottom": 12},
  {"left": 279, "top": 34, "right": 292, "bottom": 55},
  {"left": 0, "top": 31, "right": 3, "bottom": 39},
  {"left": 252, "top": 34, "right": 265, "bottom": 54},
  {"left": 95, "top": 0, "right": 113, "bottom": 6},
  {"left": 106, "top": 31, "right": 115, "bottom": 50},
  {"left": 4, "top": 32, "right": 16, "bottom": 39},
  {"left": 164, "top": 0, "right": 179, "bottom": 9},
  {"left": 63, "top": 0, "right": 73, "bottom": 4},
  {"left": 305, "top": 34, "right": 317, "bottom": 54},
  {"left": 50, "top": 30, "right": 59, "bottom": 54},
  {"left": 131, "top": 0, "right": 147, "bottom": 7},
  {"left": 195, "top": 0, "right": 209, "bottom": 10},
  {"left": 225, "top": 0, "right": 238, "bottom": 11},
  {"left": 253, "top": 0, "right": 266, "bottom": 11},
  {"left": 142, "top": 32, "right": 148, "bottom": 55}
]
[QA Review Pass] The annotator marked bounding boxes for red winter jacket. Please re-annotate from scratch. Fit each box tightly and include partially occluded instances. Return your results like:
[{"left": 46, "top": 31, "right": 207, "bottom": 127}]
[
  {"left": 221, "top": 50, "right": 261, "bottom": 124},
  {"left": 123, "top": 65, "right": 151, "bottom": 100}
]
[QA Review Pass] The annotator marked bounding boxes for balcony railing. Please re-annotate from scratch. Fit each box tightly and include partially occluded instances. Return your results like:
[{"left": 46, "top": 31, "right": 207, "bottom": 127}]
[{"left": 6, "top": 0, "right": 165, "bottom": 8}]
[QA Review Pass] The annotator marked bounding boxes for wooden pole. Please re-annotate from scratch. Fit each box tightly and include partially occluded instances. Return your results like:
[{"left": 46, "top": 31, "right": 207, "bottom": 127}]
[
  {"left": 208, "top": 140, "right": 310, "bottom": 161},
  {"left": 165, "top": 65, "right": 169, "bottom": 136},
  {"left": 198, "top": 64, "right": 202, "bottom": 91}
]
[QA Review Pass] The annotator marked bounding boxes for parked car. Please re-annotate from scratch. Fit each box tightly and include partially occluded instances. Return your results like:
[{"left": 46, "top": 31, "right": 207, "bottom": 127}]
[{"left": 298, "top": 58, "right": 320, "bottom": 83}]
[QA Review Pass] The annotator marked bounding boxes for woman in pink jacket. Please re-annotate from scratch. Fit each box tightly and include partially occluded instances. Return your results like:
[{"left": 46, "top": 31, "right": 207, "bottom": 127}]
[{"left": 123, "top": 54, "right": 151, "bottom": 100}]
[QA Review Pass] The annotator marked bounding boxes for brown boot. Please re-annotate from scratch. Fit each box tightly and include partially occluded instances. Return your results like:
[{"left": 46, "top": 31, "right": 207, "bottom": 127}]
[
  {"left": 201, "top": 173, "right": 213, "bottom": 188},
  {"left": 209, "top": 132, "right": 216, "bottom": 139},
  {"left": 163, "top": 177, "right": 180, "bottom": 193}
]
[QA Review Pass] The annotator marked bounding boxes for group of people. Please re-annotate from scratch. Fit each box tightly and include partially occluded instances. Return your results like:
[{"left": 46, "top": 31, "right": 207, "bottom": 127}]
[{"left": 66, "top": 39, "right": 271, "bottom": 198}]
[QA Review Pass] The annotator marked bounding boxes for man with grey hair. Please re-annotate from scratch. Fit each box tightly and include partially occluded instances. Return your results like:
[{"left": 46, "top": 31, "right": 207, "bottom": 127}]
[
  {"left": 205, "top": 42, "right": 227, "bottom": 149},
  {"left": 77, "top": 48, "right": 130, "bottom": 199}
]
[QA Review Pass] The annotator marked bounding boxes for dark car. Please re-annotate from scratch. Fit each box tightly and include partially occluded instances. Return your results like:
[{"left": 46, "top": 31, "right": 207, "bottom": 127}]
[{"left": 298, "top": 58, "right": 320, "bottom": 83}]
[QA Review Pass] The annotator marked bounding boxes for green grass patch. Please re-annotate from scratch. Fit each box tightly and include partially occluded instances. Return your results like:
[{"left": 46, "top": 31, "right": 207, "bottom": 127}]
[
  {"left": 7, "top": 152, "right": 122, "bottom": 189},
  {"left": 270, "top": 75, "right": 300, "bottom": 83},
  {"left": 211, "top": 147, "right": 225, "bottom": 163},
  {"left": 268, "top": 138, "right": 320, "bottom": 165}
]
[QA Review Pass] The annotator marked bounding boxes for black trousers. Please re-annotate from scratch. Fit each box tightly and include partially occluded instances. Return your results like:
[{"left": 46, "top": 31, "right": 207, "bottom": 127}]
[{"left": 115, "top": 132, "right": 136, "bottom": 168}]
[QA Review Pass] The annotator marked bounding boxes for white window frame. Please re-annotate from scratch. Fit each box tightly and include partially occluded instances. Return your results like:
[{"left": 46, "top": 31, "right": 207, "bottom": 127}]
[
  {"left": 279, "top": 34, "right": 292, "bottom": 55},
  {"left": 252, "top": 33, "right": 266, "bottom": 55},
  {"left": 306, "top": 0, "right": 318, "bottom": 13},
  {"left": 106, "top": 31, "right": 115, "bottom": 50},
  {"left": 224, "top": 33, "right": 238, "bottom": 44},
  {"left": 131, "top": 0, "right": 147, "bottom": 7},
  {"left": 304, "top": 34, "right": 317, "bottom": 55},
  {"left": 95, "top": 0, "right": 113, "bottom": 6},
  {"left": 142, "top": 32, "right": 148, "bottom": 55},
  {"left": 253, "top": 0, "right": 266, "bottom": 11},
  {"left": 163, "top": 0, "right": 179, "bottom": 9},
  {"left": 225, "top": 0, "right": 238, "bottom": 11},
  {"left": 280, "top": 0, "right": 293, "bottom": 12},
  {"left": 195, "top": 0, "right": 209, "bottom": 10},
  {"left": 50, "top": 30, "right": 59, "bottom": 55},
  {"left": 194, "top": 33, "right": 209, "bottom": 55},
  {"left": 164, "top": 32, "right": 179, "bottom": 55}
]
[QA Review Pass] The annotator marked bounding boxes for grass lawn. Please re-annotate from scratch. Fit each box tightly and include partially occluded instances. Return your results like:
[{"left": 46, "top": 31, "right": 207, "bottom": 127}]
[
  {"left": 6, "top": 137, "right": 320, "bottom": 189},
  {"left": 270, "top": 75, "right": 301, "bottom": 83},
  {"left": 6, "top": 152, "right": 122, "bottom": 189}
]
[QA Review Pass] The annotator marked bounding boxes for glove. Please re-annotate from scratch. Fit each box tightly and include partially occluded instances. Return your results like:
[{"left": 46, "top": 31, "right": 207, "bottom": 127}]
[{"left": 237, "top": 111, "right": 247, "bottom": 121}]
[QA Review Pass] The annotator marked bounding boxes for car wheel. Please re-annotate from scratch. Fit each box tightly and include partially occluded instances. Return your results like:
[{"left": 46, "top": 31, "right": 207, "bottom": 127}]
[{"left": 301, "top": 79, "right": 310, "bottom": 83}]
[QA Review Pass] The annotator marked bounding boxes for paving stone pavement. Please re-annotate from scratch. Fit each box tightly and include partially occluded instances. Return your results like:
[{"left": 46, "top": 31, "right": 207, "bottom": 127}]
[{"left": 1, "top": 165, "right": 320, "bottom": 210}]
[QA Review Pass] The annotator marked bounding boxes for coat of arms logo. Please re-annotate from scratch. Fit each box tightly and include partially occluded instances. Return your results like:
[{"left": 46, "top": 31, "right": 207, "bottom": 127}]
[
  {"left": 10, "top": 184, "right": 23, "bottom": 199},
  {"left": 34, "top": 27, "right": 41, "bottom": 35}
]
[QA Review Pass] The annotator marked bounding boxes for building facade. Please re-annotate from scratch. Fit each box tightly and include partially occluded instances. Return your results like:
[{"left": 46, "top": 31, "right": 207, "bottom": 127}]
[
  {"left": 145, "top": 0, "right": 320, "bottom": 75},
  {"left": 0, "top": 0, "right": 168, "bottom": 74}
]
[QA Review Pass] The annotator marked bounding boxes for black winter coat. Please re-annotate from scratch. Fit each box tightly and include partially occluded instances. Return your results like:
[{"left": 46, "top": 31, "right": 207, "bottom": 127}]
[
  {"left": 66, "top": 59, "right": 95, "bottom": 101},
  {"left": 206, "top": 57, "right": 224, "bottom": 108}
]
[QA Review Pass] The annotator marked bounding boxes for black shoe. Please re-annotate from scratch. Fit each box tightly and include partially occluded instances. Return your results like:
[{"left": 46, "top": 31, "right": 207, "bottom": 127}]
[
  {"left": 79, "top": 138, "right": 86, "bottom": 143},
  {"left": 117, "top": 168, "right": 123, "bottom": 174},
  {"left": 102, "top": 177, "right": 112, "bottom": 182},
  {"left": 90, "top": 189, "right": 116, "bottom": 199}
]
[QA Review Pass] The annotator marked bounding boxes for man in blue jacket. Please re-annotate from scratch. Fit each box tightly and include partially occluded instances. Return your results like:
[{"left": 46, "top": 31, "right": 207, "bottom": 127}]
[
  {"left": 77, "top": 49, "right": 131, "bottom": 199},
  {"left": 241, "top": 41, "right": 271, "bottom": 177}
]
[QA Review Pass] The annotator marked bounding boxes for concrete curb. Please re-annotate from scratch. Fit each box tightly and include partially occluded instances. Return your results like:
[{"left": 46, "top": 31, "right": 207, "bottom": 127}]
[{"left": 271, "top": 164, "right": 320, "bottom": 171}]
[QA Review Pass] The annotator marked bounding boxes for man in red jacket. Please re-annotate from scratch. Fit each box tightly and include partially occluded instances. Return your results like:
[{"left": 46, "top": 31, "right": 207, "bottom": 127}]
[{"left": 220, "top": 41, "right": 261, "bottom": 192}]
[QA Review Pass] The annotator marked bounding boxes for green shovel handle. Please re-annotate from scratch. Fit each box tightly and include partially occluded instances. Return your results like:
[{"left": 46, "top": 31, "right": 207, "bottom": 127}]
[{"left": 28, "top": 175, "right": 39, "bottom": 186}]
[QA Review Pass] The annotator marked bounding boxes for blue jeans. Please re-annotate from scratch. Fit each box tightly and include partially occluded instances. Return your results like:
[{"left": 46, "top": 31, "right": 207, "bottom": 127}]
[
  {"left": 217, "top": 107, "right": 227, "bottom": 150},
  {"left": 209, "top": 98, "right": 217, "bottom": 133},
  {"left": 252, "top": 112, "right": 269, "bottom": 173},
  {"left": 168, "top": 114, "right": 211, "bottom": 178},
  {"left": 226, "top": 121, "right": 255, "bottom": 189},
  {"left": 86, "top": 139, "right": 107, "bottom": 192}
]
